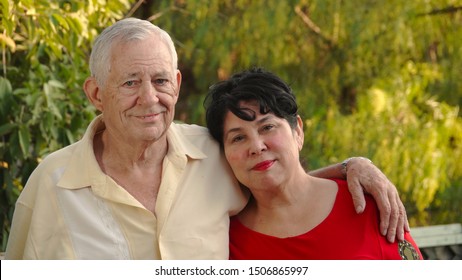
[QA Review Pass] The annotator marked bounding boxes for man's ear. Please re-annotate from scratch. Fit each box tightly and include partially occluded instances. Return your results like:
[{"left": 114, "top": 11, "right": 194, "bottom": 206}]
[
  {"left": 83, "top": 77, "right": 104, "bottom": 112},
  {"left": 174, "top": 69, "right": 182, "bottom": 99}
]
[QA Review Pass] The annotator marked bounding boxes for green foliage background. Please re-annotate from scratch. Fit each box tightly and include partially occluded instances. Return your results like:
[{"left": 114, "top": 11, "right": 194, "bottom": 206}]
[{"left": 1, "top": 0, "right": 461, "bottom": 251}]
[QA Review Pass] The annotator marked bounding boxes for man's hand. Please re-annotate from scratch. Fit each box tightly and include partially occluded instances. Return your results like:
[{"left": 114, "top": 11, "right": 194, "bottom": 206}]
[{"left": 345, "top": 157, "right": 410, "bottom": 243}]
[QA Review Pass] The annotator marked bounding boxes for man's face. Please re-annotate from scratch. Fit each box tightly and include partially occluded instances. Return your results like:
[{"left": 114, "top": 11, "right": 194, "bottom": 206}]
[{"left": 99, "top": 35, "right": 181, "bottom": 145}]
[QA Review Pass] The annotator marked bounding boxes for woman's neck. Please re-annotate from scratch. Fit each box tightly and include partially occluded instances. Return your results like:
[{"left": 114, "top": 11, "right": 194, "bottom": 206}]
[{"left": 238, "top": 176, "right": 338, "bottom": 238}]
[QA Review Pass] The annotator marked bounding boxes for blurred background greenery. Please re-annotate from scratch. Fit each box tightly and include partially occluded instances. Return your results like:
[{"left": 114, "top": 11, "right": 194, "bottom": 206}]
[{"left": 1, "top": 0, "right": 461, "bottom": 251}]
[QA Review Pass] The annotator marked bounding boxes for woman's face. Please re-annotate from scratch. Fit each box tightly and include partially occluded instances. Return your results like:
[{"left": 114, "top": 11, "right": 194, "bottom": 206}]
[{"left": 223, "top": 101, "right": 304, "bottom": 190}]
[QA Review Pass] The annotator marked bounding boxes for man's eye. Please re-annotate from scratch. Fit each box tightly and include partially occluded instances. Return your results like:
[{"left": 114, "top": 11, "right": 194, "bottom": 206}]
[
  {"left": 154, "top": 79, "right": 168, "bottom": 86},
  {"left": 123, "top": 80, "right": 136, "bottom": 87}
]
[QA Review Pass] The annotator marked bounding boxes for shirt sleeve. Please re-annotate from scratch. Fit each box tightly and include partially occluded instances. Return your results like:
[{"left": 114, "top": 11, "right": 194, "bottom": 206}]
[{"left": 5, "top": 201, "right": 33, "bottom": 259}]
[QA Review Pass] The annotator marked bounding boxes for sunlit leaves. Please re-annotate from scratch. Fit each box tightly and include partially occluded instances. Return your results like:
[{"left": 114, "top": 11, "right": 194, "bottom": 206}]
[{"left": 303, "top": 60, "right": 462, "bottom": 225}]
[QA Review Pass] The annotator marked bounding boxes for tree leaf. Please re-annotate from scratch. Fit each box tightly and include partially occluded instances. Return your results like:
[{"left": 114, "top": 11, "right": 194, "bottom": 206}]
[
  {"left": 0, "top": 123, "right": 17, "bottom": 136},
  {"left": 18, "top": 125, "right": 31, "bottom": 158}
]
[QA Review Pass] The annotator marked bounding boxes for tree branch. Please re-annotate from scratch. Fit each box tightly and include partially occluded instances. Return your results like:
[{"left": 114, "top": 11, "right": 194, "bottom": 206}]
[
  {"left": 417, "top": 5, "right": 462, "bottom": 16},
  {"left": 126, "top": 0, "right": 146, "bottom": 18},
  {"left": 294, "top": 5, "right": 335, "bottom": 48}
]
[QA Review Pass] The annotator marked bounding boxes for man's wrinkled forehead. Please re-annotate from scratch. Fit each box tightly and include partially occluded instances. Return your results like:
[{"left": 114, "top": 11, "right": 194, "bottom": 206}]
[{"left": 108, "top": 37, "right": 175, "bottom": 72}]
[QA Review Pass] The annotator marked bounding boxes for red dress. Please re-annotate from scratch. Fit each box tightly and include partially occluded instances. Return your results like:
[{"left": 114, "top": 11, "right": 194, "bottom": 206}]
[{"left": 229, "top": 179, "right": 422, "bottom": 260}]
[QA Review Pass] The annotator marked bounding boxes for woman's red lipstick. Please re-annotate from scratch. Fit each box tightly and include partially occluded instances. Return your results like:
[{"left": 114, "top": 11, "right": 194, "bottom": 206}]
[{"left": 252, "top": 160, "right": 275, "bottom": 171}]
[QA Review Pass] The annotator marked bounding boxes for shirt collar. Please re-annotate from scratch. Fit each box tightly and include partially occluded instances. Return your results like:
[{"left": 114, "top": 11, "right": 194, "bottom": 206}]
[
  {"left": 57, "top": 117, "right": 207, "bottom": 190},
  {"left": 166, "top": 122, "right": 207, "bottom": 161}
]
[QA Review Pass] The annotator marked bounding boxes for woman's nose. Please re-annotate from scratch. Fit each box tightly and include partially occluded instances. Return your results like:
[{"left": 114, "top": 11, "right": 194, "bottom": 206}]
[{"left": 249, "top": 138, "right": 267, "bottom": 155}]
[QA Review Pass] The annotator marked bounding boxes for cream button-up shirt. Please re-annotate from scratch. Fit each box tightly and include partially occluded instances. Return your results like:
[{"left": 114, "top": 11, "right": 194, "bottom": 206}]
[{"left": 5, "top": 116, "right": 247, "bottom": 259}]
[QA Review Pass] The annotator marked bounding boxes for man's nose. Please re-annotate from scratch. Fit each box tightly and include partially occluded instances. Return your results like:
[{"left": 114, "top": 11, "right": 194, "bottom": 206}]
[{"left": 137, "top": 82, "right": 159, "bottom": 104}]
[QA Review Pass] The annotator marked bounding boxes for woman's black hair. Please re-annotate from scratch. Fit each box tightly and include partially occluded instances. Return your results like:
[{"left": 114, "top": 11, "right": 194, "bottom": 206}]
[{"left": 204, "top": 67, "right": 298, "bottom": 147}]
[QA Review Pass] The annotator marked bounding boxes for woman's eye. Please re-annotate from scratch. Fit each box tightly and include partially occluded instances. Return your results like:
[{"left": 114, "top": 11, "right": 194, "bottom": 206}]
[
  {"left": 262, "top": 124, "right": 274, "bottom": 131},
  {"left": 231, "top": 135, "right": 244, "bottom": 143}
]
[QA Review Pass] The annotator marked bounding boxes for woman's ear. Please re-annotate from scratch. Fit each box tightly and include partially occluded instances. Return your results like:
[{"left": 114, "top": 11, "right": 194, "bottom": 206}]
[
  {"left": 83, "top": 77, "right": 104, "bottom": 112},
  {"left": 295, "top": 115, "right": 304, "bottom": 151}
]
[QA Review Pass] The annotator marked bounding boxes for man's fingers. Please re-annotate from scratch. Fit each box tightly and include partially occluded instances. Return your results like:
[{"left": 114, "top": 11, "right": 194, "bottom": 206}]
[
  {"left": 405, "top": 215, "right": 410, "bottom": 232},
  {"left": 395, "top": 215, "right": 405, "bottom": 242},
  {"left": 385, "top": 190, "right": 400, "bottom": 243},
  {"left": 402, "top": 200, "right": 410, "bottom": 232},
  {"left": 378, "top": 198, "right": 391, "bottom": 238},
  {"left": 395, "top": 195, "right": 409, "bottom": 241},
  {"left": 346, "top": 177, "right": 366, "bottom": 213}
]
